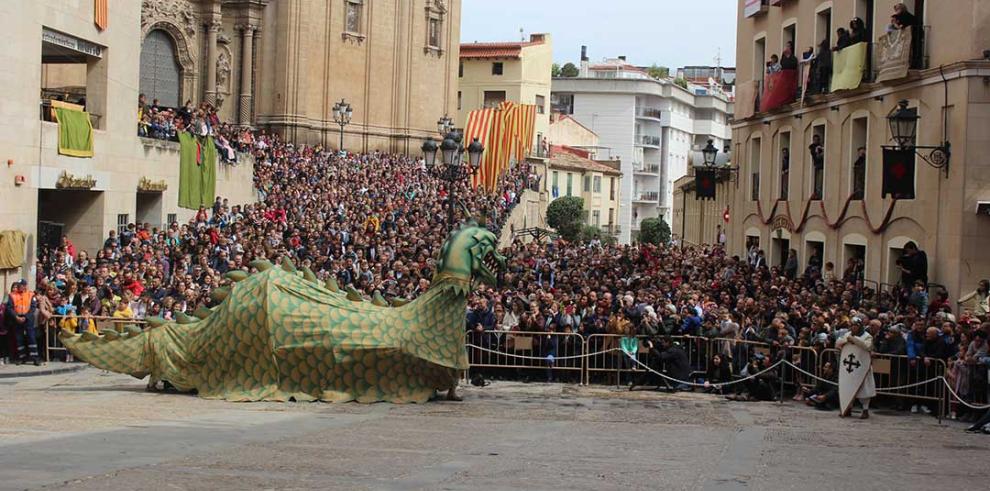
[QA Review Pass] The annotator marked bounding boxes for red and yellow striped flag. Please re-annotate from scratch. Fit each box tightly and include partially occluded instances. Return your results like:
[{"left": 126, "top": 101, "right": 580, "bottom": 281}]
[
  {"left": 94, "top": 0, "right": 109, "bottom": 31},
  {"left": 462, "top": 101, "right": 538, "bottom": 192},
  {"left": 463, "top": 108, "right": 496, "bottom": 189}
]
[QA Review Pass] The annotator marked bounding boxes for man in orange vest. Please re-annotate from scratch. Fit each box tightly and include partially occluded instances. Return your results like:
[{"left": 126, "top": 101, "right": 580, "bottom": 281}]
[{"left": 4, "top": 280, "right": 39, "bottom": 365}]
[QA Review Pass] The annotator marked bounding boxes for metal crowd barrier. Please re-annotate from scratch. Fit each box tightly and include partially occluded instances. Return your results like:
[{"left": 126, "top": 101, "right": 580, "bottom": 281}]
[
  {"left": 820, "top": 348, "right": 947, "bottom": 419},
  {"left": 583, "top": 334, "right": 708, "bottom": 386},
  {"left": 465, "top": 330, "right": 585, "bottom": 383},
  {"left": 43, "top": 314, "right": 149, "bottom": 363}
]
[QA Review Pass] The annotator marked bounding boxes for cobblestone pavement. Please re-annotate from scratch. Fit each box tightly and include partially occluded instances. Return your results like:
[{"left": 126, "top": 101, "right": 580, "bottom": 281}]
[{"left": 0, "top": 368, "right": 987, "bottom": 490}]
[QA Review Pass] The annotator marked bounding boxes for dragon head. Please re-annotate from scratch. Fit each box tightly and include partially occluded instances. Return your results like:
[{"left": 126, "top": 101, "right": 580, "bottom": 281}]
[{"left": 434, "top": 224, "right": 506, "bottom": 287}]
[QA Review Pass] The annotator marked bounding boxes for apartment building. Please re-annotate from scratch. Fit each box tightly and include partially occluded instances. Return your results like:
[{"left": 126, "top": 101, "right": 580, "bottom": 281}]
[{"left": 551, "top": 48, "right": 732, "bottom": 243}]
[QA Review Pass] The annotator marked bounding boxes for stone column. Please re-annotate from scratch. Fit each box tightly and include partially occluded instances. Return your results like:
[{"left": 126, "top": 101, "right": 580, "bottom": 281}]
[
  {"left": 204, "top": 20, "right": 221, "bottom": 105},
  {"left": 238, "top": 24, "right": 257, "bottom": 126}
]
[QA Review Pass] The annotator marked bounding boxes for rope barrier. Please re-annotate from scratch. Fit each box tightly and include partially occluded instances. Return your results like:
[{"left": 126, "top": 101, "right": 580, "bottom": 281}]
[
  {"left": 781, "top": 360, "right": 837, "bottom": 386},
  {"left": 623, "top": 351, "right": 785, "bottom": 388},
  {"left": 465, "top": 343, "right": 621, "bottom": 361},
  {"left": 464, "top": 344, "right": 990, "bottom": 411},
  {"left": 942, "top": 379, "right": 990, "bottom": 410}
]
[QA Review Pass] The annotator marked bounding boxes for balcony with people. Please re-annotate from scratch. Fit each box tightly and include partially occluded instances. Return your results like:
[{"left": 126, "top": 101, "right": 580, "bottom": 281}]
[{"left": 745, "top": 3, "right": 928, "bottom": 120}]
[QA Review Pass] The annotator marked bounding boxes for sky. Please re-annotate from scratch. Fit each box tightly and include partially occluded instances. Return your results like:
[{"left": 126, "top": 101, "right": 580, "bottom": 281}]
[{"left": 460, "top": 0, "right": 738, "bottom": 70}]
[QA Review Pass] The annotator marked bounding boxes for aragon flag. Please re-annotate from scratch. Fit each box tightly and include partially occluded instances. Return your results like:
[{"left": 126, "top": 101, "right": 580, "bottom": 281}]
[
  {"left": 695, "top": 169, "right": 717, "bottom": 200},
  {"left": 882, "top": 148, "right": 915, "bottom": 199}
]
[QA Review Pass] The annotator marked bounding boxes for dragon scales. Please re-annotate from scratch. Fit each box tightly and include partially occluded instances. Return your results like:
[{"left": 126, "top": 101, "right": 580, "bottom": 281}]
[{"left": 59, "top": 225, "right": 506, "bottom": 403}]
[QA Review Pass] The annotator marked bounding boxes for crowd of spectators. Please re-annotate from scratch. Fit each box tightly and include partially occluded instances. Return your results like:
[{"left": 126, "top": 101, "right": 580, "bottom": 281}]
[
  {"left": 462, "top": 237, "right": 989, "bottom": 420},
  {"left": 6, "top": 85, "right": 988, "bottom": 428}
]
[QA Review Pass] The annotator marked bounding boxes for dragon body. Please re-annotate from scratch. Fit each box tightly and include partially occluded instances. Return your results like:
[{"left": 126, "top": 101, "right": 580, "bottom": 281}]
[{"left": 60, "top": 226, "right": 505, "bottom": 403}]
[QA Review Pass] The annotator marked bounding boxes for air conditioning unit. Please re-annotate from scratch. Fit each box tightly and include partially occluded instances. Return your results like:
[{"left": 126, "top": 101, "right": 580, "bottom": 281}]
[{"left": 977, "top": 201, "right": 990, "bottom": 215}]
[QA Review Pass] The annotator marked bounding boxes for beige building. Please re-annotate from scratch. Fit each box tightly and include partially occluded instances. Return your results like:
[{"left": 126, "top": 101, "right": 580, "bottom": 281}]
[
  {"left": 131, "top": 0, "right": 461, "bottom": 153},
  {"left": 548, "top": 113, "right": 606, "bottom": 159},
  {"left": 456, "top": 34, "right": 552, "bottom": 150},
  {"left": 727, "top": 0, "right": 990, "bottom": 298},
  {"left": 548, "top": 152, "right": 622, "bottom": 234},
  {"left": 0, "top": 0, "right": 256, "bottom": 290}
]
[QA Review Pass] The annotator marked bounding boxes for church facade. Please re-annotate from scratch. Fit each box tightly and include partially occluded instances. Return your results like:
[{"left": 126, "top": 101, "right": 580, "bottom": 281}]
[{"left": 139, "top": 0, "right": 461, "bottom": 152}]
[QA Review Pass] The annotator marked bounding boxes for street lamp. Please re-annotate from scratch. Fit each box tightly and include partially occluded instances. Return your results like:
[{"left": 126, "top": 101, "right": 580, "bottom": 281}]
[
  {"left": 437, "top": 115, "right": 454, "bottom": 136},
  {"left": 332, "top": 99, "right": 353, "bottom": 151},
  {"left": 695, "top": 139, "right": 737, "bottom": 182},
  {"left": 701, "top": 139, "right": 719, "bottom": 166},
  {"left": 885, "top": 99, "right": 950, "bottom": 177},
  {"left": 421, "top": 130, "right": 484, "bottom": 233}
]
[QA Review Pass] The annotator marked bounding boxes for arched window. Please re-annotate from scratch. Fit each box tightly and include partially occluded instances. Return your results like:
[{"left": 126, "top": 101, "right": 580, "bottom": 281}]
[{"left": 140, "top": 30, "right": 181, "bottom": 107}]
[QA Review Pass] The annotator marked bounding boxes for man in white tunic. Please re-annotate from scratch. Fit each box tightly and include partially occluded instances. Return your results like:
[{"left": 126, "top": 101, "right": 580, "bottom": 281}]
[{"left": 836, "top": 318, "right": 877, "bottom": 419}]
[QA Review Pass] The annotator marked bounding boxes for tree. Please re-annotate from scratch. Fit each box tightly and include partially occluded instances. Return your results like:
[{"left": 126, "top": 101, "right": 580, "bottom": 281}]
[
  {"left": 546, "top": 196, "right": 584, "bottom": 241},
  {"left": 673, "top": 78, "right": 689, "bottom": 89},
  {"left": 638, "top": 217, "right": 671, "bottom": 246},
  {"left": 560, "top": 62, "right": 580, "bottom": 78},
  {"left": 647, "top": 64, "right": 669, "bottom": 80},
  {"left": 551, "top": 63, "right": 561, "bottom": 78}
]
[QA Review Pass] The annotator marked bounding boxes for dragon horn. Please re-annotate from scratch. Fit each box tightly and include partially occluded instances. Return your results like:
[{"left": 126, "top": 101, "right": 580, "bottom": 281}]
[
  {"left": 345, "top": 285, "right": 364, "bottom": 302},
  {"left": 225, "top": 270, "right": 249, "bottom": 282},
  {"left": 390, "top": 297, "right": 410, "bottom": 307},
  {"left": 301, "top": 267, "right": 318, "bottom": 284},
  {"left": 210, "top": 286, "right": 231, "bottom": 303},
  {"left": 324, "top": 277, "right": 339, "bottom": 292},
  {"left": 371, "top": 291, "right": 388, "bottom": 307},
  {"left": 249, "top": 259, "right": 274, "bottom": 272},
  {"left": 100, "top": 329, "right": 120, "bottom": 340},
  {"left": 193, "top": 305, "right": 213, "bottom": 319},
  {"left": 281, "top": 257, "right": 297, "bottom": 273},
  {"left": 145, "top": 316, "right": 167, "bottom": 328},
  {"left": 175, "top": 312, "right": 197, "bottom": 324}
]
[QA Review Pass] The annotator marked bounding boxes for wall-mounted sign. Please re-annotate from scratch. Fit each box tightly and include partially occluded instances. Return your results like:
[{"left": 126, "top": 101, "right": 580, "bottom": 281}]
[
  {"left": 770, "top": 214, "right": 794, "bottom": 232},
  {"left": 137, "top": 177, "right": 168, "bottom": 192},
  {"left": 42, "top": 27, "right": 103, "bottom": 58},
  {"left": 55, "top": 170, "right": 97, "bottom": 190}
]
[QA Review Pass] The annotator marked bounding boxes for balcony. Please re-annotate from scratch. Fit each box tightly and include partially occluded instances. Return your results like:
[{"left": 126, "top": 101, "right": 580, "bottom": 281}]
[
  {"left": 633, "top": 191, "right": 659, "bottom": 202},
  {"left": 636, "top": 134, "right": 661, "bottom": 147},
  {"left": 635, "top": 106, "right": 662, "bottom": 119},
  {"left": 633, "top": 162, "right": 660, "bottom": 174}
]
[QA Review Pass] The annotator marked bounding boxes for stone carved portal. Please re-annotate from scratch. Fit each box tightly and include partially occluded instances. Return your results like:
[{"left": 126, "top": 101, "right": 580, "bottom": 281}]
[
  {"left": 141, "top": 0, "right": 198, "bottom": 106},
  {"left": 215, "top": 46, "right": 232, "bottom": 108}
]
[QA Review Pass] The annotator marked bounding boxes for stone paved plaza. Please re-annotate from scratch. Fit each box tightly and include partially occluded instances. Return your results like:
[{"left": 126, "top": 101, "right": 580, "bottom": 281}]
[{"left": 0, "top": 367, "right": 988, "bottom": 490}]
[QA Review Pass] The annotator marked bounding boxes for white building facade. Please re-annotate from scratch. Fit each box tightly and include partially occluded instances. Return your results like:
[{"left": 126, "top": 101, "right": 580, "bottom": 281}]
[{"left": 551, "top": 58, "right": 732, "bottom": 244}]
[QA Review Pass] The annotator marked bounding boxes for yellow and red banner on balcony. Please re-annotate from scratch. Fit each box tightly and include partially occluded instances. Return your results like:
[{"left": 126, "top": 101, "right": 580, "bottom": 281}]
[
  {"left": 463, "top": 101, "right": 536, "bottom": 192},
  {"left": 51, "top": 100, "right": 94, "bottom": 158},
  {"left": 831, "top": 41, "right": 868, "bottom": 92},
  {"left": 760, "top": 69, "right": 798, "bottom": 112}
]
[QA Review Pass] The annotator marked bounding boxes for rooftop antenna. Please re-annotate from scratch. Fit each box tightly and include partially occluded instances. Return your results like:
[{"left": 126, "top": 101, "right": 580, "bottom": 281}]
[
  {"left": 714, "top": 48, "right": 722, "bottom": 68},
  {"left": 519, "top": 27, "right": 524, "bottom": 41}
]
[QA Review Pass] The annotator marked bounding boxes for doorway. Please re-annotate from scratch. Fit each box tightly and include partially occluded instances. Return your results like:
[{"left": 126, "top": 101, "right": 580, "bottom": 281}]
[
  {"left": 38, "top": 189, "right": 105, "bottom": 258},
  {"left": 136, "top": 192, "right": 163, "bottom": 229},
  {"left": 772, "top": 237, "right": 790, "bottom": 267},
  {"left": 844, "top": 243, "right": 866, "bottom": 281}
]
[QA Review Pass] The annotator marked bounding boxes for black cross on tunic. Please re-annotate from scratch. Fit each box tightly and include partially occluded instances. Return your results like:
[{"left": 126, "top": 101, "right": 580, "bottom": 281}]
[{"left": 843, "top": 353, "right": 862, "bottom": 374}]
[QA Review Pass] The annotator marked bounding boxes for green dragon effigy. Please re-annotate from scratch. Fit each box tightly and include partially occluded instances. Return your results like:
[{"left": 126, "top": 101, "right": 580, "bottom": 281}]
[{"left": 60, "top": 226, "right": 505, "bottom": 403}]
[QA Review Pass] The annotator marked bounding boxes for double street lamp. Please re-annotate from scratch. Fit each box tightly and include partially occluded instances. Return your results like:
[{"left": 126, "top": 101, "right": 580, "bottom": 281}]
[
  {"left": 421, "top": 121, "right": 485, "bottom": 233},
  {"left": 332, "top": 99, "right": 353, "bottom": 151}
]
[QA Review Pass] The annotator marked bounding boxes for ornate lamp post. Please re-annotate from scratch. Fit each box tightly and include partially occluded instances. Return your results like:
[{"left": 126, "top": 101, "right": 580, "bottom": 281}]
[
  {"left": 885, "top": 99, "right": 950, "bottom": 177},
  {"left": 421, "top": 131, "right": 484, "bottom": 232},
  {"left": 332, "top": 99, "right": 353, "bottom": 151}
]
